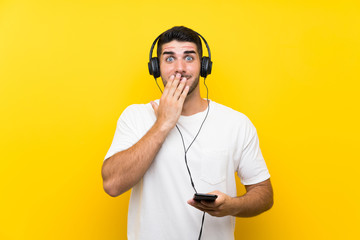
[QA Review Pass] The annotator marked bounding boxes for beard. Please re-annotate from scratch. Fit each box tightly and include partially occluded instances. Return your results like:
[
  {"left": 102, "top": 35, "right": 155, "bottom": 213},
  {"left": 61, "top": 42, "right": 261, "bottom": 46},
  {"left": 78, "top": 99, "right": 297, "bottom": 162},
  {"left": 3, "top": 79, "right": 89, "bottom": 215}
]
[{"left": 187, "top": 75, "right": 200, "bottom": 95}]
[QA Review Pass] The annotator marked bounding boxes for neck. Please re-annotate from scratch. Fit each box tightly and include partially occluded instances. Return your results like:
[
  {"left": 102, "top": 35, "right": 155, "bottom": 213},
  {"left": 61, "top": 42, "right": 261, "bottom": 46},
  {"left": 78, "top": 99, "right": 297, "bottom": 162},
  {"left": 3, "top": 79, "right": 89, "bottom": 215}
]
[{"left": 181, "top": 87, "right": 208, "bottom": 116}]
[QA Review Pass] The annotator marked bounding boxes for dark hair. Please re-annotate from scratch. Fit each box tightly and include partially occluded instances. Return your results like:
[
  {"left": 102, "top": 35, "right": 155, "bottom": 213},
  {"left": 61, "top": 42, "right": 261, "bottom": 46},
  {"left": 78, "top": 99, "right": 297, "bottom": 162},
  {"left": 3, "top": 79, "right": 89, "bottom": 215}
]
[{"left": 156, "top": 26, "right": 202, "bottom": 58}]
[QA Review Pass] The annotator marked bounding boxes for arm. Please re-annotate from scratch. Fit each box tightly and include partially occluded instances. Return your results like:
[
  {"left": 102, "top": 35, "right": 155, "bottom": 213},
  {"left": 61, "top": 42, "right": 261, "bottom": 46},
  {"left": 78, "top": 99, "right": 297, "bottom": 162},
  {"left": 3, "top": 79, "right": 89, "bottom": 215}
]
[
  {"left": 102, "top": 122, "right": 170, "bottom": 197},
  {"left": 102, "top": 74, "right": 189, "bottom": 197},
  {"left": 187, "top": 179, "right": 273, "bottom": 217}
]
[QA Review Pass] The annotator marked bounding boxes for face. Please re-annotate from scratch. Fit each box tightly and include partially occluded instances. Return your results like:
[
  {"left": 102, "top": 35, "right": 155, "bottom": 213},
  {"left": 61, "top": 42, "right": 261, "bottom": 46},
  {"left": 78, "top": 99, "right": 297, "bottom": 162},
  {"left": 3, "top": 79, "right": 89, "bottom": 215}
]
[{"left": 159, "top": 40, "right": 201, "bottom": 95}]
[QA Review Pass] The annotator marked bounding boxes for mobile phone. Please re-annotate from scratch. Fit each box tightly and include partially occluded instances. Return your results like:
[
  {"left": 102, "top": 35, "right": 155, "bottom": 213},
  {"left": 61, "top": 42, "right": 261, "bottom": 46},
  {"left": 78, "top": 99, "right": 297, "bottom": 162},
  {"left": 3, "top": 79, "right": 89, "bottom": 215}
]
[{"left": 193, "top": 193, "right": 218, "bottom": 202}]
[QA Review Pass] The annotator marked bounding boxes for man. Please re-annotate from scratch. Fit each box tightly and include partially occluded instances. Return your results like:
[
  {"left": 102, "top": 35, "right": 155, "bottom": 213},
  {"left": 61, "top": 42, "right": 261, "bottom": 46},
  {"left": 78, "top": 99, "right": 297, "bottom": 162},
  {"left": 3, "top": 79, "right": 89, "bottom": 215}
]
[{"left": 102, "top": 26, "right": 273, "bottom": 240}]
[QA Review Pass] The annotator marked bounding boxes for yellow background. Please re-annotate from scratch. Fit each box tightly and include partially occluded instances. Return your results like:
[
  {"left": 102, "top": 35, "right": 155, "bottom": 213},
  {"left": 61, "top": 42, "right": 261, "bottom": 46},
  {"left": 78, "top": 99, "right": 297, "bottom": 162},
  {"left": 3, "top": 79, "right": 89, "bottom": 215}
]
[{"left": 1, "top": 0, "right": 359, "bottom": 239}]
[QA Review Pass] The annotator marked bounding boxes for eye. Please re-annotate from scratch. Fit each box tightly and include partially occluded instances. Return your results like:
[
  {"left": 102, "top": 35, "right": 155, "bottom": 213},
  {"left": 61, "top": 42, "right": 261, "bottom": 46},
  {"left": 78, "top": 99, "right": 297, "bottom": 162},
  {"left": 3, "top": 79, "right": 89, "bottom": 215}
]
[
  {"left": 166, "top": 56, "right": 174, "bottom": 62},
  {"left": 185, "top": 56, "right": 193, "bottom": 61}
]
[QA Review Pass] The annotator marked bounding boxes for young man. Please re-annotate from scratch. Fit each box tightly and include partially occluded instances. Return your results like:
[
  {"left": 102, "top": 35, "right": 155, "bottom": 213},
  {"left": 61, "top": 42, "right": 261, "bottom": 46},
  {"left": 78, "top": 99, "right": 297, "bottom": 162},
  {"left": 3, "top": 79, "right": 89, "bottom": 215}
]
[{"left": 102, "top": 26, "right": 273, "bottom": 240}]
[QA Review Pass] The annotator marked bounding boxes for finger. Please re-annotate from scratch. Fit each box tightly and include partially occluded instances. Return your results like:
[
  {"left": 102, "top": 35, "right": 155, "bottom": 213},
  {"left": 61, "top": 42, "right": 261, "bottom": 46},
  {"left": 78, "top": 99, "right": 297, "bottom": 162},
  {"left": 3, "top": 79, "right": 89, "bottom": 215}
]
[
  {"left": 150, "top": 101, "right": 158, "bottom": 115},
  {"left": 200, "top": 200, "right": 220, "bottom": 208},
  {"left": 194, "top": 204, "right": 216, "bottom": 213},
  {"left": 178, "top": 85, "right": 189, "bottom": 103},
  {"left": 167, "top": 73, "right": 182, "bottom": 97},
  {"left": 188, "top": 200, "right": 215, "bottom": 211},
  {"left": 187, "top": 201, "right": 207, "bottom": 211},
  {"left": 174, "top": 77, "right": 187, "bottom": 99},
  {"left": 161, "top": 75, "right": 175, "bottom": 98},
  {"left": 199, "top": 202, "right": 217, "bottom": 210}
]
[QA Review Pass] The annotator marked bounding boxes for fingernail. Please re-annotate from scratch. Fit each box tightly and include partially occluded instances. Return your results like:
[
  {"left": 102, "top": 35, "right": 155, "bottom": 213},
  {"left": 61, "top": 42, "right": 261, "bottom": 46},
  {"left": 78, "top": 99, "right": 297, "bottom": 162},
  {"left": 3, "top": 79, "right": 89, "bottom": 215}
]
[
  {"left": 176, "top": 73, "right": 181, "bottom": 78},
  {"left": 181, "top": 77, "right": 187, "bottom": 81}
]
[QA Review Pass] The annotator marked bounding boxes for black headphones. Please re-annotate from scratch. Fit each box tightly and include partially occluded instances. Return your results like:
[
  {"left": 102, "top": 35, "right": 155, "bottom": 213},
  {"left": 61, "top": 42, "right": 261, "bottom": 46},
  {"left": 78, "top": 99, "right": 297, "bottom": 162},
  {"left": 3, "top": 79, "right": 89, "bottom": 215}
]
[{"left": 148, "top": 31, "right": 213, "bottom": 79}]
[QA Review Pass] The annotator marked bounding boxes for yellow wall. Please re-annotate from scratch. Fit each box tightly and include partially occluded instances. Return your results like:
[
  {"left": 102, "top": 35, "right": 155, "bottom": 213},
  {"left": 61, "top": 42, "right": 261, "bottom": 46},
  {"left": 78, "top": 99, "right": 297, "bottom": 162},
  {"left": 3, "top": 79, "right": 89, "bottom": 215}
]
[{"left": 1, "top": 0, "right": 359, "bottom": 239}]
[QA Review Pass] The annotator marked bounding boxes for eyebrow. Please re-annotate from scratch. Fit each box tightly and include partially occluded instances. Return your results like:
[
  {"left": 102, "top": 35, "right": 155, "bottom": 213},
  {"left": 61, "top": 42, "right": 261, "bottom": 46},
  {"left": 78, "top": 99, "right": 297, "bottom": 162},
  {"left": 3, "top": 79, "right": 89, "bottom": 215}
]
[
  {"left": 162, "top": 50, "right": 197, "bottom": 55},
  {"left": 162, "top": 51, "right": 175, "bottom": 55},
  {"left": 184, "top": 50, "right": 196, "bottom": 54}
]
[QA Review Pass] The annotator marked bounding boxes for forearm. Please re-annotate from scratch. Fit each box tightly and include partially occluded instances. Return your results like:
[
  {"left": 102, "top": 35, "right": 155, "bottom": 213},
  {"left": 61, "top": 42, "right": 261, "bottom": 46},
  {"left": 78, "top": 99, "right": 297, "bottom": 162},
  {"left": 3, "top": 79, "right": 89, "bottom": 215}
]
[
  {"left": 187, "top": 179, "right": 273, "bottom": 218},
  {"left": 102, "top": 121, "right": 170, "bottom": 197},
  {"left": 231, "top": 179, "right": 273, "bottom": 217}
]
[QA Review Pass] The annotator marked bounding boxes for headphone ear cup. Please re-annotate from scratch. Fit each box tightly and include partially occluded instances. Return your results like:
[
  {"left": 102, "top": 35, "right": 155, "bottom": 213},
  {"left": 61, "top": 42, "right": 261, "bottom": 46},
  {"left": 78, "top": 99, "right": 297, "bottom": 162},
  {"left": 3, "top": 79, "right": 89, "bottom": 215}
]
[
  {"left": 201, "top": 57, "right": 212, "bottom": 78},
  {"left": 148, "top": 57, "right": 160, "bottom": 78}
]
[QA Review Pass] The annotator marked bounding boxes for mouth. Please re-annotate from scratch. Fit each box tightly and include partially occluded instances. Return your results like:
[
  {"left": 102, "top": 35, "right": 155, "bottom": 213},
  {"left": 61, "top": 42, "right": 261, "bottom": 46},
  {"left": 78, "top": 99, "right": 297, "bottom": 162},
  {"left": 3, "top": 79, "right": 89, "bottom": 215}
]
[{"left": 181, "top": 75, "right": 192, "bottom": 80}]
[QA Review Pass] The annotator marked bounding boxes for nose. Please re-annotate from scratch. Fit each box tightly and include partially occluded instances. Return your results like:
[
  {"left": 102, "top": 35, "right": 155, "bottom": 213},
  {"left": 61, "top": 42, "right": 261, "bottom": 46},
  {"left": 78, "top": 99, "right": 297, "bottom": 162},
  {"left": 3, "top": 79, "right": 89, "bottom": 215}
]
[{"left": 175, "top": 59, "right": 186, "bottom": 74}]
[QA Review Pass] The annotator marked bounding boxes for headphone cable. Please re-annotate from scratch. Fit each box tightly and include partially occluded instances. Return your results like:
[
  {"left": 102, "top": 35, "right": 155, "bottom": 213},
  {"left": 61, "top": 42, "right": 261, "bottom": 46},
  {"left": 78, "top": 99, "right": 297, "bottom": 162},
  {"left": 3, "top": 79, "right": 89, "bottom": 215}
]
[
  {"left": 155, "top": 78, "right": 163, "bottom": 94},
  {"left": 154, "top": 76, "right": 210, "bottom": 240},
  {"left": 173, "top": 77, "right": 210, "bottom": 240}
]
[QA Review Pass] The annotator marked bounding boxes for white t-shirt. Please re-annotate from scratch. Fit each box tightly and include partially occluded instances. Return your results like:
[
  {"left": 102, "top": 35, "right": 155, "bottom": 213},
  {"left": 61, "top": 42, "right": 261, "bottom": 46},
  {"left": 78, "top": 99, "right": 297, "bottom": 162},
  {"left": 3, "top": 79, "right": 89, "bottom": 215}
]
[{"left": 105, "top": 100, "right": 270, "bottom": 240}]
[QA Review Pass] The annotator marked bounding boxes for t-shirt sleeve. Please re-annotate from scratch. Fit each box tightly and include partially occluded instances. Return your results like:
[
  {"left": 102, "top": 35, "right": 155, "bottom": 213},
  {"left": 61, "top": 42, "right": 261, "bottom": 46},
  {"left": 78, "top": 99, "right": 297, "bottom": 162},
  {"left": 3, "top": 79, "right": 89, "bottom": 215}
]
[
  {"left": 237, "top": 118, "right": 270, "bottom": 185},
  {"left": 104, "top": 105, "right": 140, "bottom": 161}
]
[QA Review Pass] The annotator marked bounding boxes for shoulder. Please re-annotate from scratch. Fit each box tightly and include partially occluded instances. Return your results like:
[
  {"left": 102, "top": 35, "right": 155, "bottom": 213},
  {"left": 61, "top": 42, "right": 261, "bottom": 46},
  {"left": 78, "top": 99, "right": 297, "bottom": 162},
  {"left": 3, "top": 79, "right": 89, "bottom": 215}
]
[
  {"left": 115, "top": 101, "right": 157, "bottom": 134},
  {"left": 122, "top": 102, "right": 151, "bottom": 113},
  {"left": 118, "top": 102, "right": 155, "bottom": 121},
  {"left": 210, "top": 101, "right": 251, "bottom": 124},
  {"left": 209, "top": 101, "right": 258, "bottom": 137}
]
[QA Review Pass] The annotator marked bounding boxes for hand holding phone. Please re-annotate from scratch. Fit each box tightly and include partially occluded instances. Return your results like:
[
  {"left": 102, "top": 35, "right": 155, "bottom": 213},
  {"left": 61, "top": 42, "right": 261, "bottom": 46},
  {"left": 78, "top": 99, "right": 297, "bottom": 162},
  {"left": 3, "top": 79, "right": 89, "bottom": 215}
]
[{"left": 193, "top": 193, "right": 218, "bottom": 202}]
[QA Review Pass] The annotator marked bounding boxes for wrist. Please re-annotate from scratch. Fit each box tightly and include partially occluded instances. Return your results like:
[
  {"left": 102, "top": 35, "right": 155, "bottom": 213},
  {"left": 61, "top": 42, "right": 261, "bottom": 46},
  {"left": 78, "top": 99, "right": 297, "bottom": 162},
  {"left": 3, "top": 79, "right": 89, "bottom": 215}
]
[
  {"left": 229, "top": 196, "right": 244, "bottom": 217},
  {"left": 154, "top": 118, "right": 175, "bottom": 133},
  {"left": 152, "top": 120, "right": 174, "bottom": 136}
]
